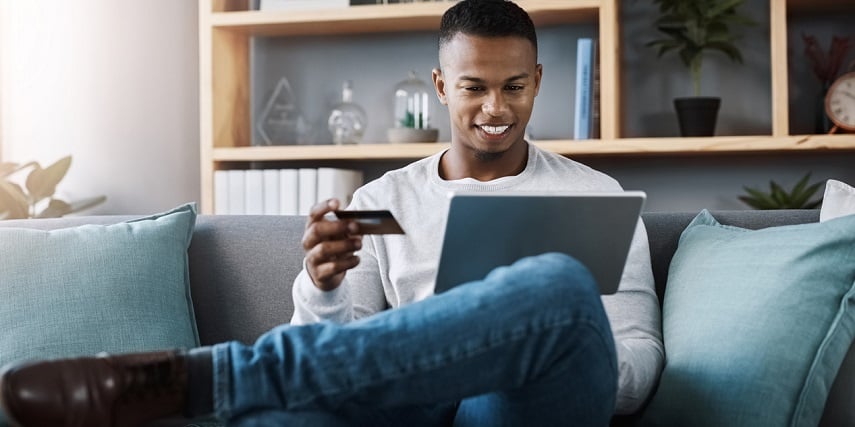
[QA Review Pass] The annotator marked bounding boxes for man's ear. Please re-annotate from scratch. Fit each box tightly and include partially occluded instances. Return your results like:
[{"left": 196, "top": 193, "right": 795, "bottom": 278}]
[
  {"left": 533, "top": 63, "right": 543, "bottom": 97},
  {"left": 432, "top": 67, "right": 448, "bottom": 105}
]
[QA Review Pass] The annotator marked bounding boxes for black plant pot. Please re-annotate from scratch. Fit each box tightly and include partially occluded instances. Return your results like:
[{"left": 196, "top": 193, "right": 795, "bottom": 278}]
[{"left": 674, "top": 97, "right": 721, "bottom": 137}]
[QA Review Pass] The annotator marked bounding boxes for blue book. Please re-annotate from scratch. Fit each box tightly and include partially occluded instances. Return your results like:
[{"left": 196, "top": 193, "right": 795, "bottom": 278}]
[{"left": 574, "top": 38, "right": 594, "bottom": 140}]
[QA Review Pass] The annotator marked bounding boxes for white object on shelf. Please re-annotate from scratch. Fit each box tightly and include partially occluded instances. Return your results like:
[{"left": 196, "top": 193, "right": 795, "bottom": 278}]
[
  {"left": 263, "top": 169, "right": 280, "bottom": 215},
  {"left": 227, "top": 170, "right": 246, "bottom": 215},
  {"left": 317, "top": 168, "right": 364, "bottom": 208},
  {"left": 214, "top": 170, "right": 229, "bottom": 215},
  {"left": 298, "top": 168, "right": 318, "bottom": 215},
  {"left": 280, "top": 169, "right": 300, "bottom": 216},
  {"left": 244, "top": 170, "right": 265, "bottom": 215}
]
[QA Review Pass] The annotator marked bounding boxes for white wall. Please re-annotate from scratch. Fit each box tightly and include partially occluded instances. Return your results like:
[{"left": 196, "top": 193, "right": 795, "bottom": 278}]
[{"left": 0, "top": 0, "right": 199, "bottom": 215}]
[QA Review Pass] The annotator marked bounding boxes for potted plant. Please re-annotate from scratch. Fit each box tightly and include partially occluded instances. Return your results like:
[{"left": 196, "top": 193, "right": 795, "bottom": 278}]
[
  {"left": 647, "top": 0, "right": 754, "bottom": 137},
  {"left": 739, "top": 172, "right": 823, "bottom": 210},
  {"left": 0, "top": 156, "right": 106, "bottom": 220}
]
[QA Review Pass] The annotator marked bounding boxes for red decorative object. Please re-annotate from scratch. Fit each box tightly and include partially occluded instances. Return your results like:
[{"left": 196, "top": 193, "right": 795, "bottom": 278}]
[{"left": 803, "top": 33, "right": 853, "bottom": 85}]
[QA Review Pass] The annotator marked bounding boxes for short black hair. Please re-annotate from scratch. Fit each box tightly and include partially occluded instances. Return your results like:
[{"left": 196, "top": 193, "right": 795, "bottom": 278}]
[{"left": 438, "top": 0, "right": 537, "bottom": 58}]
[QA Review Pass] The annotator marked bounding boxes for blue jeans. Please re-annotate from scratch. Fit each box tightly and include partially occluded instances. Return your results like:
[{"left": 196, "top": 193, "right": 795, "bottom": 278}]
[{"left": 210, "top": 253, "right": 618, "bottom": 426}]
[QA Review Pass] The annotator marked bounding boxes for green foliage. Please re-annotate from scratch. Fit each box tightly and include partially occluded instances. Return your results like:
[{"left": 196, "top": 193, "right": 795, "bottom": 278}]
[
  {"left": 0, "top": 156, "right": 106, "bottom": 220},
  {"left": 400, "top": 111, "right": 425, "bottom": 129},
  {"left": 646, "top": 0, "right": 755, "bottom": 96},
  {"left": 739, "top": 173, "right": 824, "bottom": 210}
]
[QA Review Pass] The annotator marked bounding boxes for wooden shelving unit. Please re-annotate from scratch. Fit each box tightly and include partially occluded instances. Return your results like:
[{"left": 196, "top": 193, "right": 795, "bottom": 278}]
[{"left": 199, "top": 0, "right": 855, "bottom": 214}]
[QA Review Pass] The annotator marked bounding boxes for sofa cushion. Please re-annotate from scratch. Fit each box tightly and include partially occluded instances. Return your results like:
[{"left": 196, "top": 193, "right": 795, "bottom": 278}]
[
  {"left": 0, "top": 203, "right": 200, "bottom": 370},
  {"left": 640, "top": 210, "right": 855, "bottom": 427},
  {"left": 821, "top": 179, "right": 855, "bottom": 222},
  {"left": 818, "top": 179, "right": 855, "bottom": 426}
]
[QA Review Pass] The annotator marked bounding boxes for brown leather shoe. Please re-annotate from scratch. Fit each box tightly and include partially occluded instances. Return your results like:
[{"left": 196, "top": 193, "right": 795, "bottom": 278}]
[{"left": 0, "top": 350, "right": 187, "bottom": 427}]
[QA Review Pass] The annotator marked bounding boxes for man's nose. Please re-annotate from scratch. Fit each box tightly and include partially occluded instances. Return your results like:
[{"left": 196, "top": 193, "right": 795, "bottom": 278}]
[{"left": 482, "top": 91, "right": 509, "bottom": 117}]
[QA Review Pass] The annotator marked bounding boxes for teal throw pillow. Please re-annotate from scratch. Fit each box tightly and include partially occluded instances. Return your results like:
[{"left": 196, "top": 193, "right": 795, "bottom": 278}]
[
  {"left": 641, "top": 210, "right": 855, "bottom": 427},
  {"left": 0, "top": 203, "right": 200, "bottom": 370}
]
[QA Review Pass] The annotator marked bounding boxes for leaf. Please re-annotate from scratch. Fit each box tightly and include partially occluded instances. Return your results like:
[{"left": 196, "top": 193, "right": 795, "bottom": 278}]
[
  {"left": 0, "top": 162, "right": 19, "bottom": 178},
  {"left": 36, "top": 199, "right": 72, "bottom": 218},
  {"left": 26, "top": 156, "right": 72, "bottom": 203},
  {"left": 789, "top": 172, "right": 811, "bottom": 198},
  {"left": 793, "top": 182, "right": 824, "bottom": 208},
  {"left": 705, "top": 0, "right": 744, "bottom": 19},
  {"left": 805, "top": 198, "right": 823, "bottom": 209},
  {"left": 741, "top": 186, "right": 778, "bottom": 209},
  {"left": 706, "top": 41, "right": 744, "bottom": 64},
  {"left": 0, "top": 181, "right": 31, "bottom": 219},
  {"left": 67, "top": 195, "right": 107, "bottom": 214},
  {"left": 769, "top": 181, "right": 790, "bottom": 206}
]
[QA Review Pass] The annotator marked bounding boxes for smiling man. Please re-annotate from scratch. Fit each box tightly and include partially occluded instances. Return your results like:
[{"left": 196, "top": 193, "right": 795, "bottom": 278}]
[
  {"left": 432, "top": 26, "right": 540, "bottom": 180},
  {"left": 0, "top": 1, "right": 662, "bottom": 426}
]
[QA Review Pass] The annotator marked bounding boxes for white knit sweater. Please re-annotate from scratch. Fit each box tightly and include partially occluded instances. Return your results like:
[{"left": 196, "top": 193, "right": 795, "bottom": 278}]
[{"left": 291, "top": 143, "right": 664, "bottom": 414}]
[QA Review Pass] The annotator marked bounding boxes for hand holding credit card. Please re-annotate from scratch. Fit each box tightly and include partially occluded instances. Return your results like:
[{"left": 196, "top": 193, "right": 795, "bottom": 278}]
[{"left": 333, "top": 210, "right": 406, "bottom": 235}]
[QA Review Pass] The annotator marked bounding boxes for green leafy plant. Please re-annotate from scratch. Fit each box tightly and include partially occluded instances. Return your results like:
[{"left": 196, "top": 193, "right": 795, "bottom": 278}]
[
  {"left": 400, "top": 111, "right": 426, "bottom": 129},
  {"left": 0, "top": 156, "right": 106, "bottom": 220},
  {"left": 739, "top": 173, "right": 824, "bottom": 210},
  {"left": 647, "top": 0, "right": 755, "bottom": 96}
]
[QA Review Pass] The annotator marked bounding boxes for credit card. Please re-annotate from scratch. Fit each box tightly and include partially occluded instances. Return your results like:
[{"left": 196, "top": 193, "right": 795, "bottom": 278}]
[{"left": 333, "top": 210, "right": 406, "bottom": 235}]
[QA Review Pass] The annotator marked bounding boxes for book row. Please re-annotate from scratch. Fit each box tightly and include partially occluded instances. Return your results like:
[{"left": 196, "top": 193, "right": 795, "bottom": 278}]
[{"left": 214, "top": 168, "right": 364, "bottom": 216}]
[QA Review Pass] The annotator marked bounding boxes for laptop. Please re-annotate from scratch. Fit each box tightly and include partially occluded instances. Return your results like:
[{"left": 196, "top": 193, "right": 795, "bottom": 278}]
[{"left": 432, "top": 191, "right": 646, "bottom": 295}]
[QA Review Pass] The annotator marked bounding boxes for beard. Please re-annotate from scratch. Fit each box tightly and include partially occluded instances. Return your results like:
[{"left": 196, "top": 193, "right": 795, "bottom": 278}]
[{"left": 473, "top": 149, "right": 505, "bottom": 162}]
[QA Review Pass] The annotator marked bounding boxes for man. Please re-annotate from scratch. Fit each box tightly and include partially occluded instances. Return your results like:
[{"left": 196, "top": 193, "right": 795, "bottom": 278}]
[{"left": 0, "top": 1, "right": 663, "bottom": 426}]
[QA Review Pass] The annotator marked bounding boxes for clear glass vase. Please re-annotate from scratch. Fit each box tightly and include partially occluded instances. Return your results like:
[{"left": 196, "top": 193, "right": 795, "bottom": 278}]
[
  {"left": 328, "top": 81, "right": 367, "bottom": 145},
  {"left": 388, "top": 71, "right": 439, "bottom": 143},
  {"left": 394, "top": 71, "right": 432, "bottom": 130}
]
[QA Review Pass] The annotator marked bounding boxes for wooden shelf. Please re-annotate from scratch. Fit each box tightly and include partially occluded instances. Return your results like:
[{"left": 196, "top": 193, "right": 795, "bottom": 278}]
[
  {"left": 207, "top": 1, "right": 601, "bottom": 37},
  {"left": 199, "top": 0, "right": 851, "bottom": 214},
  {"left": 211, "top": 135, "right": 855, "bottom": 163}
]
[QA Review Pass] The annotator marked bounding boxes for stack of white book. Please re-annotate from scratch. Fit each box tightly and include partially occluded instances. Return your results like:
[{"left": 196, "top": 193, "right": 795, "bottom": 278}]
[{"left": 214, "top": 167, "right": 364, "bottom": 215}]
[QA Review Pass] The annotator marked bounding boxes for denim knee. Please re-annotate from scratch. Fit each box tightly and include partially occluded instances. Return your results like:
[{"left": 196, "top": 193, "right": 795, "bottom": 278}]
[{"left": 511, "top": 252, "right": 597, "bottom": 292}]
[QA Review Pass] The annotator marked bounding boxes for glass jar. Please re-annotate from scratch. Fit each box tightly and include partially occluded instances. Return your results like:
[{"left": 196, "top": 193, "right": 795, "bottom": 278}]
[
  {"left": 328, "top": 80, "right": 367, "bottom": 145},
  {"left": 394, "top": 71, "right": 432, "bottom": 130}
]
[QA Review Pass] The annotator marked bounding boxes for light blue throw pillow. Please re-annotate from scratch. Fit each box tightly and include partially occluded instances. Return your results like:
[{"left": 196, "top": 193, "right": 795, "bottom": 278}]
[
  {"left": 0, "top": 203, "right": 200, "bottom": 371},
  {"left": 641, "top": 210, "right": 855, "bottom": 427}
]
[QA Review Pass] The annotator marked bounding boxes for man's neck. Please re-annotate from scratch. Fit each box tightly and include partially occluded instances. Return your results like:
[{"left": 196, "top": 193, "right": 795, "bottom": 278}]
[{"left": 439, "top": 141, "right": 529, "bottom": 181}]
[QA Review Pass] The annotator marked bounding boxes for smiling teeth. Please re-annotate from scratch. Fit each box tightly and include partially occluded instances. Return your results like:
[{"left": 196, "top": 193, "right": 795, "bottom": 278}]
[{"left": 481, "top": 125, "right": 509, "bottom": 134}]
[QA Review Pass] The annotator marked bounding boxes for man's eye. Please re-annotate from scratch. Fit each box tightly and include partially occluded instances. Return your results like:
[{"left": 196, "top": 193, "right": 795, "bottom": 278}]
[
  {"left": 506, "top": 85, "right": 524, "bottom": 91},
  {"left": 465, "top": 86, "right": 484, "bottom": 92}
]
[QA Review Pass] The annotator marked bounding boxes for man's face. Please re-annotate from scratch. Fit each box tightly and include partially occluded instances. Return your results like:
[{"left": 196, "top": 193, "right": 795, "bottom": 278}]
[{"left": 433, "top": 33, "right": 541, "bottom": 157}]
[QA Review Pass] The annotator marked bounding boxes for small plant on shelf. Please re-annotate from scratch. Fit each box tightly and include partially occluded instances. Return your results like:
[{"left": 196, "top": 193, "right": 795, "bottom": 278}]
[
  {"left": 646, "top": 0, "right": 755, "bottom": 136},
  {"left": 0, "top": 156, "right": 106, "bottom": 220},
  {"left": 647, "top": 0, "right": 754, "bottom": 97},
  {"left": 739, "top": 172, "right": 824, "bottom": 210}
]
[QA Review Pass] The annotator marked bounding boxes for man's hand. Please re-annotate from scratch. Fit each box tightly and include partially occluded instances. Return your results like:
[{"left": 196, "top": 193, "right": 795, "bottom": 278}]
[{"left": 302, "top": 199, "right": 363, "bottom": 291}]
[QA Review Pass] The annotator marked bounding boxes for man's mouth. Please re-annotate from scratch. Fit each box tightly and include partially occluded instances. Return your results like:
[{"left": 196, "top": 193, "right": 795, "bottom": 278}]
[{"left": 477, "top": 124, "right": 511, "bottom": 135}]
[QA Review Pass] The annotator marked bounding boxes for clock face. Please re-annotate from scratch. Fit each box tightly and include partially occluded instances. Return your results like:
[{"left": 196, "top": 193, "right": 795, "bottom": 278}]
[{"left": 826, "top": 72, "right": 855, "bottom": 131}]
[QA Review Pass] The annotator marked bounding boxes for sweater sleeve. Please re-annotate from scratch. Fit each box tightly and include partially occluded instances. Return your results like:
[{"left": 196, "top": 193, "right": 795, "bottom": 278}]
[
  {"left": 602, "top": 219, "right": 665, "bottom": 414},
  {"left": 290, "top": 222, "right": 389, "bottom": 325}
]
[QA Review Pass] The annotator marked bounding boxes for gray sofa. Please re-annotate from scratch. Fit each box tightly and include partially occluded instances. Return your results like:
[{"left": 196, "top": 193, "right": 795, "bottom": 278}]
[{"left": 2, "top": 209, "right": 853, "bottom": 425}]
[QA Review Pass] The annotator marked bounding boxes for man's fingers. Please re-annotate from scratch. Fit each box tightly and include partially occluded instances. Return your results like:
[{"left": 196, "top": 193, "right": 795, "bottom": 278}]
[
  {"left": 302, "top": 220, "right": 355, "bottom": 250},
  {"left": 305, "top": 238, "right": 362, "bottom": 264},
  {"left": 309, "top": 256, "right": 361, "bottom": 291},
  {"left": 308, "top": 198, "right": 340, "bottom": 222}
]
